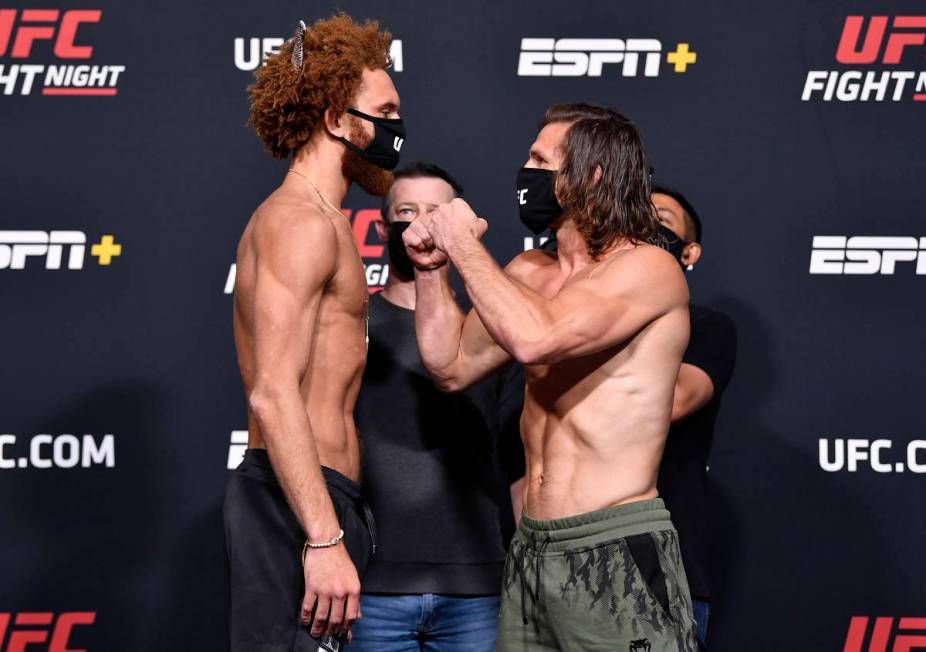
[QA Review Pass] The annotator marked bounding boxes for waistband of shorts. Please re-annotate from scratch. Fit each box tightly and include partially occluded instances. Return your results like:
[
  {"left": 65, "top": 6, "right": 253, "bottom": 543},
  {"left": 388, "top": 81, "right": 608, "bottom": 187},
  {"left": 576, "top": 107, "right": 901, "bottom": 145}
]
[
  {"left": 239, "top": 448, "right": 361, "bottom": 501},
  {"left": 517, "top": 498, "right": 674, "bottom": 552}
]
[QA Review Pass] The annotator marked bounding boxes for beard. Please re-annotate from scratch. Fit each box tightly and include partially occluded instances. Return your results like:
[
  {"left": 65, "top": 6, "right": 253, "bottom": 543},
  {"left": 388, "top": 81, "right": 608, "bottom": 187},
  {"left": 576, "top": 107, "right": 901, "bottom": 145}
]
[{"left": 341, "top": 121, "right": 394, "bottom": 197}]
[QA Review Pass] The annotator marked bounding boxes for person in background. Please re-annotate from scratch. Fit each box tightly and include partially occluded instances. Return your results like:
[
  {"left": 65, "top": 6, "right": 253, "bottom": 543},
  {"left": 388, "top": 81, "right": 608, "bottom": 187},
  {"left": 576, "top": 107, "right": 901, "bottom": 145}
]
[
  {"left": 351, "top": 161, "right": 524, "bottom": 652},
  {"left": 653, "top": 185, "right": 738, "bottom": 649}
]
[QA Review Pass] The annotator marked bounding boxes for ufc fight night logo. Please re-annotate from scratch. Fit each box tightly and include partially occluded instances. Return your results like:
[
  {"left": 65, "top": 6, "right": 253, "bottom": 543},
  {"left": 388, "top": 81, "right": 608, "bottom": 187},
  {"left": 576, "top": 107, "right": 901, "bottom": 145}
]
[
  {"left": 0, "top": 231, "right": 122, "bottom": 270},
  {"left": 234, "top": 37, "right": 403, "bottom": 72},
  {"left": 0, "top": 9, "right": 125, "bottom": 96},
  {"left": 0, "top": 612, "right": 96, "bottom": 652},
  {"left": 802, "top": 16, "right": 926, "bottom": 102},
  {"left": 809, "top": 236, "right": 926, "bottom": 275},
  {"left": 517, "top": 38, "right": 697, "bottom": 77},
  {"left": 0, "top": 434, "right": 115, "bottom": 470},
  {"left": 819, "top": 439, "right": 926, "bottom": 474},
  {"left": 843, "top": 617, "right": 926, "bottom": 652}
]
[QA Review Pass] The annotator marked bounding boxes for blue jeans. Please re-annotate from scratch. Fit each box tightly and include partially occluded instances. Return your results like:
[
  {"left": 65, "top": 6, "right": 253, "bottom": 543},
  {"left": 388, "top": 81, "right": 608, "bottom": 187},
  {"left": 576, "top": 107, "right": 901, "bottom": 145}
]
[
  {"left": 349, "top": 594, "right": 500, "bottom": 651},
  {"left": 692, "top": 599, "right": 710, "bottom": 647}
]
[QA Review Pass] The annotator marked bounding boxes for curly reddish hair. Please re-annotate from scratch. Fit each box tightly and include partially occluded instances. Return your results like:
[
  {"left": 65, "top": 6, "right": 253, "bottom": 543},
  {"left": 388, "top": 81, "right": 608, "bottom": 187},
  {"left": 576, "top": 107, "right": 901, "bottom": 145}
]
[{"left": 248, "top": 14, "right": 392, "bottom": 159}]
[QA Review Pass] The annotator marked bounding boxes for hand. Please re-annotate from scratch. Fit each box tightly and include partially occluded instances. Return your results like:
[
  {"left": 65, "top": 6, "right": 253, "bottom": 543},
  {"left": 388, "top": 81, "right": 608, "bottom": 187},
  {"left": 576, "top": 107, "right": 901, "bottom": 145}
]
[
  {"left": 301, "top": 542, "right": 361, "bottom": 640},
  {"left": 426, "top": 198, "right": 488, "bottom": 253},
  {"left": 403, "top": 218, "right": 449, "bottom": 270}
]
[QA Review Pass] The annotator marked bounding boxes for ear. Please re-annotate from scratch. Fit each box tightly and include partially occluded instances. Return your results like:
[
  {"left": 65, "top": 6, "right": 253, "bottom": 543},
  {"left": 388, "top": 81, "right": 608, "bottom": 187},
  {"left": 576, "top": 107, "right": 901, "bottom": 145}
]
[
  {"left": 682, "top": 242, "right": 702, "bottom": 267},
  {"left": 592, "top": 165, "right": 603, "bottom": 185},
  {"left": 324, "top": 106, "right": 348, "bottom": 138},
  {"left": 374, "top": 217, "right": 389, "bottom": 243}
]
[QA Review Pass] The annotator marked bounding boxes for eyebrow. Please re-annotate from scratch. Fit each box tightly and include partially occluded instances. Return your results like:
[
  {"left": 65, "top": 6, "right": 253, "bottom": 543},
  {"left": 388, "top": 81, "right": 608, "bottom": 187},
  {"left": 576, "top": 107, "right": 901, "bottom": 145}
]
[{"left": 377, "top": 101, "right": 398, "bottom": 113}]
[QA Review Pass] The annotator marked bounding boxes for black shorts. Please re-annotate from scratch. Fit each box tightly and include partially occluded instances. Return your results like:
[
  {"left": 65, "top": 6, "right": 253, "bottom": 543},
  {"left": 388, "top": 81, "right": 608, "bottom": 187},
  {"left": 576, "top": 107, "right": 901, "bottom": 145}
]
[{"left": 224, "top": 448, "right": 376, "bottom": 652}]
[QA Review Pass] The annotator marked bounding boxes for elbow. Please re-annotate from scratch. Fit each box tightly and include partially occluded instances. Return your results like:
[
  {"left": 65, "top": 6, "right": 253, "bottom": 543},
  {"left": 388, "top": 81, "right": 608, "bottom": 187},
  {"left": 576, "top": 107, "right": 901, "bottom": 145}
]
[
  {"left": 432, "top": 373, "right": 466, "bottom": 393},
  {"left": 510, "top": 339, "right": 550, "bottom": 366},
  {"left": 247, "top": 384, "right": 284, "bottom": 422}
]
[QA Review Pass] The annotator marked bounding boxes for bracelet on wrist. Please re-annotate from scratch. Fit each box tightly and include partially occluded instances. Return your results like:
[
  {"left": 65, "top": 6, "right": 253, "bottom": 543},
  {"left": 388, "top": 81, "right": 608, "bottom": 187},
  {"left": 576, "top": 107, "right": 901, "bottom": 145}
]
[{"left": 301, "top": 528, "right": 344, "bottom": 566}]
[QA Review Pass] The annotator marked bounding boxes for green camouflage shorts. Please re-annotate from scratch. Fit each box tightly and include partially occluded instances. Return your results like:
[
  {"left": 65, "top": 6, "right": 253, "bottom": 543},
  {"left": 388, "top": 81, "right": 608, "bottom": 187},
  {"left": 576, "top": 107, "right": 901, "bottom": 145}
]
[{"left": 498, "top": 498, "right": 698, "bottom": 652}]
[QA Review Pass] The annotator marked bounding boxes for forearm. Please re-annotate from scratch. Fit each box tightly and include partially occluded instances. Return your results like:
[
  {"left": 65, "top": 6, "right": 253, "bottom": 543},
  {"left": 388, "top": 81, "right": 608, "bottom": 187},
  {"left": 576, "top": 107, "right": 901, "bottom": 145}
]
[
  {"left": 414, "top": 266, "right": 466, "bottom": 383},
  {"left": 450, "top": 235, "right": 548, "bottom": 360},
  {"left": 249, "top": 388, "right": 340, "bottom": 539}
]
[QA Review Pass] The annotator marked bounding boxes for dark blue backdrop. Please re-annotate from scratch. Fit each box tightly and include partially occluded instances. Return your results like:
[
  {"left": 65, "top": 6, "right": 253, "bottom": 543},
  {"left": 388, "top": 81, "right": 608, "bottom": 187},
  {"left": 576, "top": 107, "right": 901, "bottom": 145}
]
[{"left": 2, "top": 1, "right": 924, "bottom": 650}]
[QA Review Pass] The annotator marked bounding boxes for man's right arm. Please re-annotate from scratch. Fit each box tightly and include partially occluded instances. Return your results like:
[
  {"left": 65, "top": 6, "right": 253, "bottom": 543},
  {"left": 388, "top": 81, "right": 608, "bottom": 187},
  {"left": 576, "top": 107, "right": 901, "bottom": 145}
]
[
  {"left": 246, "top": 209, "right": 359, "bottom": 638},
  {"left": 414, "top": 266, "right": 512, "bottom": 391}
]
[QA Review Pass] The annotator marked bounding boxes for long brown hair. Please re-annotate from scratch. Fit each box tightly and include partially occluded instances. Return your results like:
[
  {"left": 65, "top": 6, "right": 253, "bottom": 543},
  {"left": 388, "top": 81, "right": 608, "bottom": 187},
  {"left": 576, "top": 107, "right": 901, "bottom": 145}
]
[{"left": 542, "top": 103, "right": 658, "bottom": 258}]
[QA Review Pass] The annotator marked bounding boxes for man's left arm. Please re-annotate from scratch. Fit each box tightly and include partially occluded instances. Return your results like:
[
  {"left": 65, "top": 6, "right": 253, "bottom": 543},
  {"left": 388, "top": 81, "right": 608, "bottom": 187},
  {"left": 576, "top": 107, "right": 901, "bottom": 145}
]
[
  {"left": 412, "top": 199, "right": 686, "bottom": 364},
  {"left": 450, "top": 232, "right": 687, "bottom": 365},
  {"left": 671, "top": 364, "right": 715, "bottom": 422},
  {"left": 671, "top": 309, "right": 738, "bottom": 422}
]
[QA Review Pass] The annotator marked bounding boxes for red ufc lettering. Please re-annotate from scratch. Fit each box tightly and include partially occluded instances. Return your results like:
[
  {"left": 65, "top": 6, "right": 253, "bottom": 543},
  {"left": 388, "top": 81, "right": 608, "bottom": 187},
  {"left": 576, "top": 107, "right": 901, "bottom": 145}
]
[
  {"left": 350, "top": 209, "right": 385, "bottom": 258},
  {"left": 0, "top": 9, "right": 100, "bottom": 59},
  {"left": 844, "top": 616, "right": 926, "bottom": 652},
  {"left": 54, "top": 10, "right": 101, "bottom": 59},
  {"left": 6, "top": 612, "right": 53, "bottom": 652},
  {"left": 836, "top": 16, "right": 926, "bottom": 64},
  {"left": 894, "top": 618, "right": 926, "bottom": 652},
  {"left": 0, "top": 611, "right": 96, "bottom": 652}
]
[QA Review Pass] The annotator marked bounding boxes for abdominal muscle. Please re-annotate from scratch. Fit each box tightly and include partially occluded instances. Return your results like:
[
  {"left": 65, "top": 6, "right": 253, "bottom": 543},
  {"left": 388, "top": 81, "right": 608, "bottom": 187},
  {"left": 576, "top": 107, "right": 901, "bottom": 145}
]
[{"left": 519, "top": 372, "right": 671, "bottom": 521}]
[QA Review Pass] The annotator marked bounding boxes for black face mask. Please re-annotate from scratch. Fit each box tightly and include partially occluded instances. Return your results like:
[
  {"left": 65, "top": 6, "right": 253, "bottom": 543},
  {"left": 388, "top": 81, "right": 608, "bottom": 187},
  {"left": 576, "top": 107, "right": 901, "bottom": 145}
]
[
  {"left": 338, "top": 108, "right": 405, "bottom": 171},
  {"left": 386, "top": 221, "right": 415, "bottom": 281},
  {"left": 516, "top": 167, "right": 563, "bottom": 235},
  {"left": 654, "top": 223, "right": 689, "bottom": 268}
]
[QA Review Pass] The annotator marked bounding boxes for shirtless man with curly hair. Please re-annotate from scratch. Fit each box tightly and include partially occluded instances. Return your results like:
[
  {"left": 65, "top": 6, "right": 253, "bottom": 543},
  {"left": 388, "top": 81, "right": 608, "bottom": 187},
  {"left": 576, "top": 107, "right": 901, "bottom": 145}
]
[{"left": 223, "top": 14, "right": 403, "bottom": 651}]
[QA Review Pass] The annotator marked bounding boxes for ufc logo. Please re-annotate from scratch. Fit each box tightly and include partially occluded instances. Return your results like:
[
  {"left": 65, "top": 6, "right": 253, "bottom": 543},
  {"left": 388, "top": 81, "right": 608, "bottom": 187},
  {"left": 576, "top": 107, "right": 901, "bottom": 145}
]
[
  {"left": 0, "top": 9, "right": 101, "bottom": 59},
  {"left": 393, "top": 137, "right": 404, "bottom": 152},
  {"left": 837, "top": 16, "right": 926, "bottom": 64},
  {"left": 227, "top": 430, "right": 247, "bottom": 469},
  {"left": 0, "top": 231, "right": 86, "bottom": 270},
  {"left": 809, "top": 236, "right": 926, "bottom": 275},
  {"left": 517, "top": 189, "right": 528, "bottom": 205},
  {"left": 844, "top": 616, "right": 926, "bottom": 652},
  {"left": 0, "top": 612, "right": 95, "bottom": 652},
  {"left": 518, "top": 38, "right": 661, "bottom": 77}
]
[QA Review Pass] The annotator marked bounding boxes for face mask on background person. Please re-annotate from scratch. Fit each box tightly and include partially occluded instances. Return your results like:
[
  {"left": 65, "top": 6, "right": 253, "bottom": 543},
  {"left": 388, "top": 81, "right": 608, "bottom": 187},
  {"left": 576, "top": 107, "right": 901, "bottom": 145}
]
[
  {"left": 385, "top": 221, "right": 415, "bottom": 280},
  {"left": 654, "top": 223, "right": 690, "bottom": 269}
]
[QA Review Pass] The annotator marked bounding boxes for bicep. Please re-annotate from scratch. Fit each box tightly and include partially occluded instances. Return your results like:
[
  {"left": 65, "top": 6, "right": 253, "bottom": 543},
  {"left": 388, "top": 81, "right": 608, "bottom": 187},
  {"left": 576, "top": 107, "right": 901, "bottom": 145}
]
[
  {"left": 532, "top": 251, "right": 686, "bottom": 363},
  {"left": 251, "top": 223, "right": 336, "bottom": 387}
]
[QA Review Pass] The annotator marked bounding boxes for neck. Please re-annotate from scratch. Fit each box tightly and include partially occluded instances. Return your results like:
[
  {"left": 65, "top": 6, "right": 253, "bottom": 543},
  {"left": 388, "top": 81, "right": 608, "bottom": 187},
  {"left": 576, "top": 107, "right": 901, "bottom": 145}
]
[
  {"left": 553, "top": 215, "right": 633, "bottom": 273},
  {"left": 553, "top": 218, "right": 595, "bottom": 271},
  {"left": 286, "top": 136, "right": 350, "bottom": 208},
  {"left": 380, "top": 275, "right": 416, "bottom": 310}
]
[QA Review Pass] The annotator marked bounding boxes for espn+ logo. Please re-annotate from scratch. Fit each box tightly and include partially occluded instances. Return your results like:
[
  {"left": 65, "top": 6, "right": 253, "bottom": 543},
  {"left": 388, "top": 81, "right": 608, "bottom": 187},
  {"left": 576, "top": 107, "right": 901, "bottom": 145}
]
[
  {"left": 0, "top": 8, "right": 125, "bottom": 96},
  {"left": 0, "top": 612, "right": 95, "bottom": 652},
  {"left": 809, "top": 236, "right": 926, "bottom": 275},
  {"left": 844, "top": 616, "right": 926, "bottom": 652},
  {"left": 517, "top": 38, "right": 697, "bottom": 77},
  {"left": 819, "top": 439, "right": 926, "bottom": 474},
  {"left": 0, "top": 231, "right": 122, "bottom": 270},
  {"left": 802, "top": 15, "right": 926, "bottom": 102}
]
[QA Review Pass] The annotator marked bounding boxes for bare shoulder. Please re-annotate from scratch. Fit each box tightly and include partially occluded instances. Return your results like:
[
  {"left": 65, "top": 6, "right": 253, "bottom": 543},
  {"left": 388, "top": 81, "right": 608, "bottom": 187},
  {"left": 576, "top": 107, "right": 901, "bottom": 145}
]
[
  {"left": 504, "top": 248, "right": 557, "bottom": 285},
  {"left": 251, "top": 196, "right": 338, "bottom": 281},
  {"left": 595, "top": 243, "right": 688, "bottom": 305}
]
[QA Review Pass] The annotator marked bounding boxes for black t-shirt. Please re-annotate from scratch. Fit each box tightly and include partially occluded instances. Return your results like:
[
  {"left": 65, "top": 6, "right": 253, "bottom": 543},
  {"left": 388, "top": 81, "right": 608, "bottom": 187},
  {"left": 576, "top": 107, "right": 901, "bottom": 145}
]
[
  {"left": 355, "top": 292, "right": 525, "bottom": 595},
  {"left": 657, "top": 303, "right": 737, "bottom": 601}
]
